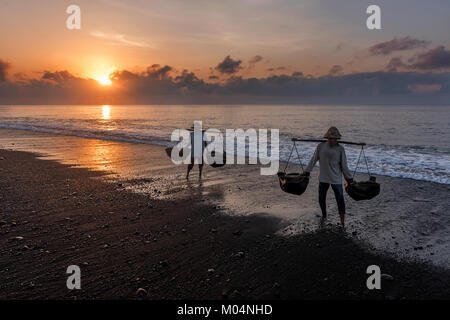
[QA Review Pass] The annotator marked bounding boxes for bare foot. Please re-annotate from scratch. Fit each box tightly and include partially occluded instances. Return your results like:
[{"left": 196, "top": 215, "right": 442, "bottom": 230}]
[
  {"left": 339, "top": 214, "right": 345, "bottom": 228},
  {"left": 319, "top": 216, "right": 327, "bottom": 226}
]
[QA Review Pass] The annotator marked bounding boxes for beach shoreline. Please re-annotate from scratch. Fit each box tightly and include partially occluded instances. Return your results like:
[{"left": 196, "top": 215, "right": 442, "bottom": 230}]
[
  {"left": 1, "top": 148, "right": 450, "bottom": 299},
  {"left": 1, "top": 128, "right": 450, "bottom": 266}
]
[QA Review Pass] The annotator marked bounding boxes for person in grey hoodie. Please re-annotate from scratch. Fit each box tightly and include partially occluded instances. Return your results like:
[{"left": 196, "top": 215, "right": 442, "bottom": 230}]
[{"left": 304, "top": 127, "right": 354, "bottom": 228}]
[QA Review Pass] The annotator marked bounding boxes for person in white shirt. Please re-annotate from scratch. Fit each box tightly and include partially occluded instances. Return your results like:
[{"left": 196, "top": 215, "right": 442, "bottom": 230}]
[{"left": 304, "top": 127, "right": 354, "bottom": 228}]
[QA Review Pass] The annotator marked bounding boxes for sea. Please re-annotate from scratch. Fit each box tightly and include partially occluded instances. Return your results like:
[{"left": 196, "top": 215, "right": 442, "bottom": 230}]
[{"left": 0, "top": 104, "right": 449, "bottom": 184}]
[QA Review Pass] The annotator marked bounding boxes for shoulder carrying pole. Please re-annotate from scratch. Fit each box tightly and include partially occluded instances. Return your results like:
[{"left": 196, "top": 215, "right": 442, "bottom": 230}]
[
  {"left": 291, "top": 138, "right": 366, "bottom": 146},
  {"left": 291, "top": 138, "right": 371, "bottom": 179}
]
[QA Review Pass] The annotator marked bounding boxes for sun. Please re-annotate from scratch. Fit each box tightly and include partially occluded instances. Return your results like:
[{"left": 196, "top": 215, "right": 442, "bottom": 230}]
[{"left": 96, "top": 74, "right": 112, "bottom": 86}]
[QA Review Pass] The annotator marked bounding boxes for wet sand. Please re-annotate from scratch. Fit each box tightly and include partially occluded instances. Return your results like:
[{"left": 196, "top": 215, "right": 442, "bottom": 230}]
[
  {"left": 1, "top": 133, "right": 450, "bottom": 299},
  {"left": 2, "top": 129, "right": 448, "bottom": 267}
]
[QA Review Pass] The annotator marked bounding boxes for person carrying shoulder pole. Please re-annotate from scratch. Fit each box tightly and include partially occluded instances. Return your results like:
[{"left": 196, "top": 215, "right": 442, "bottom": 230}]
[{"left": 303, "top": 127, "right": 355, "bottom": 228}]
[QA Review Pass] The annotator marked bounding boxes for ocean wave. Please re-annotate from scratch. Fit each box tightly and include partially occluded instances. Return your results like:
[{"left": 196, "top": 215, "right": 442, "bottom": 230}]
[
  {"left": 0, "top": 122, "right": 449, "bottom": 184},
  {"left": 0, "top": 122, "right": 174, "bottom": 147}
]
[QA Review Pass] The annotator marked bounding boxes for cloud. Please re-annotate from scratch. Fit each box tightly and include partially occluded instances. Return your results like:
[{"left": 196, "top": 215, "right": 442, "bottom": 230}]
[
  {"left": 42, "top": 70, "right": 76, "bottom": 82},
  {"left": 219, "top": 71, "right": 450, "bottom": 102},
  {"left": 267, "top": 66, "right": 286, "bottom": 72},
  {"left": 1, "top": 59, "right": 450, "bottom": 105},
  {"left": 215, "top": 56, "right": 242, "bottom": 74},
  {"left": 386, "top": 57, "right": 406, "bottom": 72},
  {"left": 174, "top": 69, "right": 205, "bottom": 89},
  {"left": 409, "top": 46, "right": 450, "bottom": 70},
  {"left": 0, "top": 59, "right": 10, "bottom": 82},
  {"left": 248, "top": 55, "right": 263, "bottom": 68},
  {"left": 291, "top": 71, "right": 304, "bottom": 78},
  {"left": 329, "top": 65, "right": 344, "bottom": 76},
  {"left": 386, "top": 46, "right": 450, "bottom": 71},
  {"left": 110, "top": 69, "right": 141, "bottom": 81},
  {"left": 369, "top": 36, "right": 430, "bottom": 56},
  {"left": 408, "top": 84, "right": 442, "bottom": 94},
  {"left": 90, "top": 31, "right": 151, "bottom": 48},
  {"left": 146, "top": 64, "right": 173, "bottom": 79}
]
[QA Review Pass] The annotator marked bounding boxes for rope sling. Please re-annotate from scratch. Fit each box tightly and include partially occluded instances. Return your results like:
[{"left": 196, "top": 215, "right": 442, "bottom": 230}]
[
  {"left": 346, "top": 144, "right": 380, "bottom": 201},
  {"left": 352, "top": 144, "right": 371, "bottom": 179},
  {"left": 283, "top": 140, "right": 304, "bottom": 174}
]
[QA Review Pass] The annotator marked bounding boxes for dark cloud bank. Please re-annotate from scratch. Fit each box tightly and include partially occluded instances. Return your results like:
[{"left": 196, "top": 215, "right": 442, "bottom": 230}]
[
  {"left": 0, "top": 60, "right": 11, "bottom": 82},
  {"left": 1, "top": 58, "right": 450, "bottom": 105},
  {"left": 386, "top": 46, "right": 450, "bottom": 73}
]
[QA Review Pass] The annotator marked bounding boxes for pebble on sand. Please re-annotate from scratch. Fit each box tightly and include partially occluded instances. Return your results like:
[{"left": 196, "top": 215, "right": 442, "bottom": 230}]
[
  {"left": 381, "top": 274, "right": 394, "bottom": 281},
  {"left": 159, "top": 260, "right": 169, "bottom": 267},
  {"left": 229, "top": 289, "right": 242, "bottom": 299},
  {"left": 136, "top": 288, "right": 148, "bottom": 297}
]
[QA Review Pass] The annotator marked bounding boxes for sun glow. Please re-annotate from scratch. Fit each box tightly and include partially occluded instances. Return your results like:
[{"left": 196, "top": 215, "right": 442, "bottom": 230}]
[
  {"left": 102, "top": 105, "right": 111, "bottom": 119},
  {"left": 96, "top": 74, "right": 112, "bottom": 86}
]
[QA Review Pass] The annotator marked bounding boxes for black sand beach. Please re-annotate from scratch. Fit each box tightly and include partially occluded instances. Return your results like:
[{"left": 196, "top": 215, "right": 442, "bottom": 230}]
[
  {"left": 2, "top": 0, "right": 450, "bottom": 305},
  {"left": 1, "top": 147, "right": 450, "bottom": 300}
]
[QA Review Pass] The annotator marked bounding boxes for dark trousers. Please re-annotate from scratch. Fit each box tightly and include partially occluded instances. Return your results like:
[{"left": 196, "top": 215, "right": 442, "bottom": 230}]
[{"left": 318, "top": 182, "right": 345, "bottom": 217}]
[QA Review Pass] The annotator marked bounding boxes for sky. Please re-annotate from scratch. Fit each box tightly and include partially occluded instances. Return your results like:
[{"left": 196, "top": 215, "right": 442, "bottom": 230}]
[{"left": 1, "top": 0, "right": 450, "bottom": 104}]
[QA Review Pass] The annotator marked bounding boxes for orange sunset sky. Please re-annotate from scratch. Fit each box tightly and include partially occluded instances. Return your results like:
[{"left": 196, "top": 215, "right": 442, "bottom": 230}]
[{"left": 1, "top": 0, "right": 450, "bottom": 104}]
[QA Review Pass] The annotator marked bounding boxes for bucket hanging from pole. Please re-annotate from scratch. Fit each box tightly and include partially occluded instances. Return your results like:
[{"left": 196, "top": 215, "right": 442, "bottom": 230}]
[
  {"left": 345, "top": 144, "right": 380, "bottom": 201},
  {"left": 277, "top": 140, "right": 309, "bottom": 196}
]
